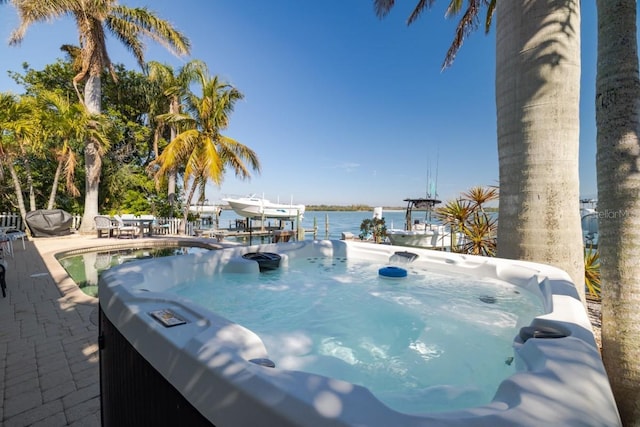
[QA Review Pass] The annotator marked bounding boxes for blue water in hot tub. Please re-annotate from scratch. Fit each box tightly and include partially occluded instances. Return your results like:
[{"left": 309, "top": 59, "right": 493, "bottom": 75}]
[{"left": 171, "top": 255, "right": 544, "bottom": 414}]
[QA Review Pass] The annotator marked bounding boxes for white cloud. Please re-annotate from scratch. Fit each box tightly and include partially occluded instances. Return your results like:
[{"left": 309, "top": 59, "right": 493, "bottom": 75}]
[{"left": 330, "top": 162, "right": 360, "bottom": 173}]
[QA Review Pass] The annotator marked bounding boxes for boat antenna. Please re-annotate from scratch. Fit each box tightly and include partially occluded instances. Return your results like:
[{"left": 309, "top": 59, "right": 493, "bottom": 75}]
[
  {"left": 424, "top": 156, "right": 432, "bottom": 222},
  {"left": 425, "top": 155, "right": 431, "bottom": 199},
  {"left": 434, "top": 147, "right": 439, "bottom": 198},
  {"left": 425, "top": 151, "right": 439, "bottom": 200}
]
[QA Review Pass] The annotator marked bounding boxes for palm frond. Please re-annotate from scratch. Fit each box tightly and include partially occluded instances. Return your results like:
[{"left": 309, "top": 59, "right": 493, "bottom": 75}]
[
  {"left": 407, "top": 0, "right": 437, "bottom": 25},
  {"left": 374, "top": 0, "right": 494, "bottom": 69},
  {"left": 8, "top": 0, "right": 72, "bottom": 45},
  {"left": 110, "top": 5, "right": 190, "bottom": 58},
  {"left": 373, "top": 0, "right": 395, "bottom": 18},
  {"left": 104, "top": 14, "right": 146, "bottom": 67}
]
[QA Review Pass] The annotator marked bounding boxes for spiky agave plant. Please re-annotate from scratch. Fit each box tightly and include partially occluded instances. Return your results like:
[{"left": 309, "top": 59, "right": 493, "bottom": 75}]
[
  {"left": 435, "top": 199, "right": 472, "bottom": 252},
  {"left": 461, "top": 211, "right": 498, "bottom": 256},
  {"left": 584, "top": 246, "right": 601, "bottom": 298},
  {"left": 435, "top": 186, "right": 498, "bottom": 255},
  {"left": 462, "top": 186, "right": 499, "bottom": 211}
]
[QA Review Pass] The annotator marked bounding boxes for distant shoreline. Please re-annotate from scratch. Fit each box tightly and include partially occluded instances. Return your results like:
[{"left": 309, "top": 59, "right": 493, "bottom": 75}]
[
  {"left": 219, "top": 205, "right": 403, "bottom": 212},
  {"left": 220, "top": 205, "right": 498, "bottom": 212}
]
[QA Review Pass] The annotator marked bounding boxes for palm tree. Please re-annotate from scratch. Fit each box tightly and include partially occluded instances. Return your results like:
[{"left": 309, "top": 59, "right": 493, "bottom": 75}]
[
  {"left": 153, "top": 73, "right": 261, "bottom": 234},
  {"left": 147, "top": 60, "right": 208, "bottom": 212},
  {"left": 495, "top": 0, "right": 584, "bottom": 299},
  {"left": 374, "top": 0, "right": 585, "bottom": 301},
  {"left": 12, "top": 96, "right": 41, "bottom": 212},
  {"left": 3, "top": 0, "right": 190, "bottom": 233},
  {"left": 595, "top": 0, "right": 640, "bottom": 422},
  {"left": 36, "top": 90, "right": 110, "bottom": 210},
  {"left": 0, "top": 93, "right": 37, "bottom": 222}
]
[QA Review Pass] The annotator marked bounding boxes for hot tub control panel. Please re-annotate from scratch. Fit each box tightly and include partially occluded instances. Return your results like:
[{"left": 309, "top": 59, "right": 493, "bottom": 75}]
[{"left": 149, "top": 309, "right": 187, "bottom": 327}]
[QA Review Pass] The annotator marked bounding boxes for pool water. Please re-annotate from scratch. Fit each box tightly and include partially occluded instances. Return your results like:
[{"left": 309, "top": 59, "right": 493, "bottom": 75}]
[
  {"left": 58, "top": 246, "right": 211, "bottom": 297},
  {"left": 171, "top": 255, "right": 544, "bottom": 414}
]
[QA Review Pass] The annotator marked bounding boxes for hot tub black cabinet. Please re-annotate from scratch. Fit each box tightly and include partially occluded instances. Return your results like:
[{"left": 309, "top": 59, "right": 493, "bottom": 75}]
[{"left": 99, "top": 307, "right": 214, "bottom": 426}]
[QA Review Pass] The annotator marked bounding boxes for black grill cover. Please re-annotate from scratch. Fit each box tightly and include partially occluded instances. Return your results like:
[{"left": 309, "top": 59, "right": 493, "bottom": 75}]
[{"left": 25, "top": 209, "right": 73, "bottom": 237}]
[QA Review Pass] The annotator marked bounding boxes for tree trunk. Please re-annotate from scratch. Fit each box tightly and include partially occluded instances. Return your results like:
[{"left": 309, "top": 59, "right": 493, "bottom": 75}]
[
  {"left": 8, "top": 162, "right": 27, "bottom": 225},
  {"left": 495, "top": 0, "right": 585, "bottom": 300},
  {"left": 78, "top": 74, "right": 102, "bottom": 234},
  {"left": 181, "top": 180, "right": 198, "bottom": 235},
  {"left": 596, "top": 0, "right": 640, "bottom": 423},
  {"left": 47, "top": 158, "right": 64, "bottom": 210},
  {"left": 18, "top": 142, "right": 36, "bottom": 211},
  {"left": 167, "top": 97, "right": 180, "bottom": 212}
]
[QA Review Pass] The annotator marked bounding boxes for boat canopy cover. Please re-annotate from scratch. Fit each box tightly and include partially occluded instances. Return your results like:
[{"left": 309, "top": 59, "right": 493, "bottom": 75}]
[{"left": 403, "top": 198, "right": 442, "bottom": 209}]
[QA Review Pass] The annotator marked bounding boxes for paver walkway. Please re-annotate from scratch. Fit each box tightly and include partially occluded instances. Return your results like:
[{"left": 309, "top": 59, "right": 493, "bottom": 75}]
[
  {"left": 1, "top": 233, "right": 226, "bottom": 427},
  {"left": 0, "top": 236, "right": 101, "bottom": 426}
]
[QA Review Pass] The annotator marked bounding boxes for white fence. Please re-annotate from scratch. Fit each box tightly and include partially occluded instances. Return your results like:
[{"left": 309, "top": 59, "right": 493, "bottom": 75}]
[
  {"left": 152, "top": 217, "right": 188, "bottom": 235},
  {"left": 1, "top": 212, "right": 28, "bottom": 230},
  {"left": 0, "top": 212, "right": 191, "bottom": 236}
]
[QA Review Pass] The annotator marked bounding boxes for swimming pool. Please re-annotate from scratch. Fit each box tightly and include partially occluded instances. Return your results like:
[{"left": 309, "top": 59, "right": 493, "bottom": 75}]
[
  {"left": 57, "top": 243, "right": 212, "bottom": 297},
  {"left": 98, "top": 240, "right": 621, "bottom": 426}
]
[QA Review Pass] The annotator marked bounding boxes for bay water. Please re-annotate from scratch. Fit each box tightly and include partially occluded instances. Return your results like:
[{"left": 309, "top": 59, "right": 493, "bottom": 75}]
[{"left": 214, "top": 209, "right": 417, "bottom": 240}]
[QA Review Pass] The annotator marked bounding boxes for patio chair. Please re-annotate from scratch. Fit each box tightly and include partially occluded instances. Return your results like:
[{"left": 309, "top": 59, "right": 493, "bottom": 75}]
[
  {"left": 113, "top": 215, "right": 138, "bottom": 238},
  {"left": 152, "top": 218, "right": 172, "bottom": 235},
  {"left": 95, "top": 215, "right": 118, "bottom": 238},
  {"left": 137, "top": 214, "right": 156, "bottom": 237}
]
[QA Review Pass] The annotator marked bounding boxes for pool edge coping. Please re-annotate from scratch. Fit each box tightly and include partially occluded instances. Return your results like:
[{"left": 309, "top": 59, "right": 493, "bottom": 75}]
[{"left": 33, "top": 235, "right": 229, "bottom": 307}]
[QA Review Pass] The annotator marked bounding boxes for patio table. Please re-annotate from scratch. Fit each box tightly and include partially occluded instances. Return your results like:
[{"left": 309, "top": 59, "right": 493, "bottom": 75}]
[{"left": 120, "top": 218, "right": 155, "bottom": 238}]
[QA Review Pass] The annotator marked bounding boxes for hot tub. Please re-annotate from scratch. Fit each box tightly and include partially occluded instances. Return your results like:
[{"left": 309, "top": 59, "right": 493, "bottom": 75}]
[{"left": 98, "top": 240, "right": 620, "bottom": 426}]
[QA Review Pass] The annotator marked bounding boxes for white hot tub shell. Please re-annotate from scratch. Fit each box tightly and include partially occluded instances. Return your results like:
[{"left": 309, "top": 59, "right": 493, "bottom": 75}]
[{"left": 98, "top": 240, "right": 621, "bottom": 426}]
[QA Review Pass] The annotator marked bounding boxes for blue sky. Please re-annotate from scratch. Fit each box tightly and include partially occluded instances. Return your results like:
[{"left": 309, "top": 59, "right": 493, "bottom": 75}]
[{"left": 1, "top": 1, "right": 602, "bottom": 206}]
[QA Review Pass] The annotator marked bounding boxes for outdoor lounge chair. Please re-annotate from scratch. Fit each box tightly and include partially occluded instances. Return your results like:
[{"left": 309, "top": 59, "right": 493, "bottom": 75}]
[
  {"left": 113, "top": 215, "right": 139, "bottom": 238},
  {"left": 95, "top": 215, "right": 118, "bottom": 238}
]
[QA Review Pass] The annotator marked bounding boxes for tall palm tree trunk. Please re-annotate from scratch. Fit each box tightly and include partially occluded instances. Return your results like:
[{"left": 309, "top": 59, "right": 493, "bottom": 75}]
[
  {"left": 78, "top": 74, "right": 102, "bottom": 234},
  {"left": 167, "top": 135, "right": 178, "bottom": 211},
  {"left": 47, "top": 159, "right": 64, "bottom": 210},
  {"left": 596, "top": 0, "right": 640, "bottom": 423},
  {"left": 167, "top": 97, "right": 179, "bottom": 212},
  {"left": 495, "top": 0, "right": 585, "bottom": 300},
  {"left": 16, "top": 142, "right": 36, "bottom": 211},
  {"left": 182, "top": 180, "right": 198, "bottom": 235},
  {"left": 8, "top": 162, "right": 27, "bottom": 225},
  {"left": 23, "top": 152, "right": 36, "bottom": 211}
]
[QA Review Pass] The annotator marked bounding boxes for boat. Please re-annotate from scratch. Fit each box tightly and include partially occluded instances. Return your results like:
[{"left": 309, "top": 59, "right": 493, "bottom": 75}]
[
  {"left": 580, "top": 199, "right": 598, "bottom": 248},
  {"left": 386, "top": 198, "right": 454, "bottom": 250},
  {"left": 223, "top": 195, "right": 305, "bottom": 219}
]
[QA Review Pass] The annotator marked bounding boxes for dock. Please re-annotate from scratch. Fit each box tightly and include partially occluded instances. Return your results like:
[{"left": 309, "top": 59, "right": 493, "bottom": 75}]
[{"left": 194, "top": 226, "right": 318, "bottom": 243}]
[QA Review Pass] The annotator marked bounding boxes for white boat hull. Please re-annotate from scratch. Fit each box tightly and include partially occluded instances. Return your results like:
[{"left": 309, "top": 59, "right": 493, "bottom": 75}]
[
  {"left": 386, "top": 221, "right": 459, "bottom": 249},
  {"left": 387, "top": 229, "right": 452, "bottom": 249},
  {"left": 224, "top": 197, "right": 305, "bottom": 219}
]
